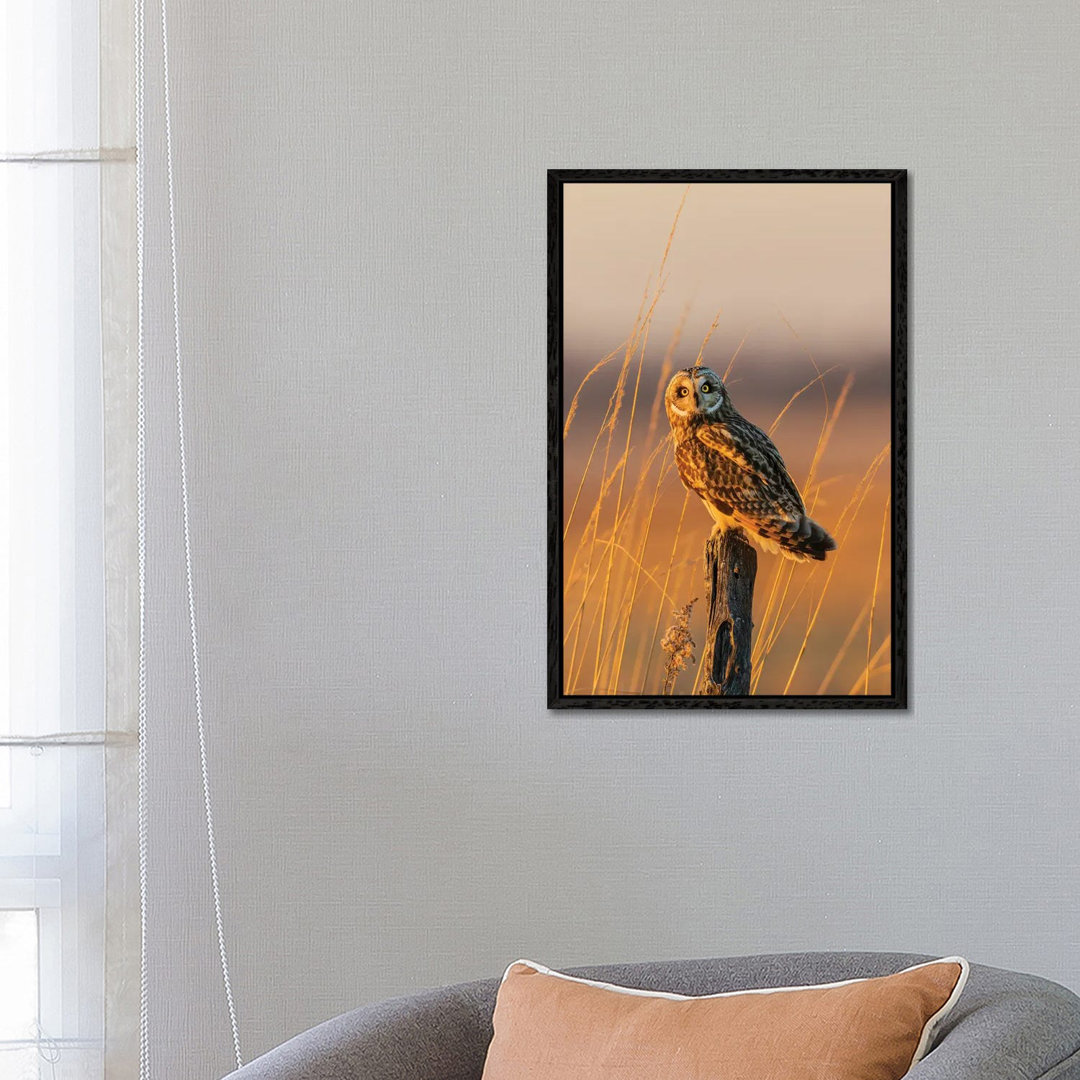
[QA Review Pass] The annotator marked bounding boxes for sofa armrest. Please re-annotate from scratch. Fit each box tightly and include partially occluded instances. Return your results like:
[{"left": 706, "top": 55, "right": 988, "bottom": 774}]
[
  {"left": 910, "top": 965, "right": 1080, "bottom": 1080},
  {"left": 221, "top": 979, "right": 496, "bottom": 1080}
]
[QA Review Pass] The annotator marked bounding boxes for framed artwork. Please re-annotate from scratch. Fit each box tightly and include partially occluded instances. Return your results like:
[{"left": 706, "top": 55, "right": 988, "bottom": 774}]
[{"left": 548, "top": 169, "right": 906, "bottom": 708}]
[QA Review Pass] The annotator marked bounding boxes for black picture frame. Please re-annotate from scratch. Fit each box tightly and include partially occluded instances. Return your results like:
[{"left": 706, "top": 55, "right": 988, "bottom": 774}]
[{"left": 548, "top": 169, "right": 907, "bottom": 709}]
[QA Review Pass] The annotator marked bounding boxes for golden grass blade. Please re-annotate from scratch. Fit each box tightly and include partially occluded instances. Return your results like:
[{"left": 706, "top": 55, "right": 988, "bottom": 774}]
[
  {"left": 590, "top": 538, "right": 680, "bottom": 607},
  {"left": 593, "top": 327, "right": 653, "bottom": 690},
  {"left": 610, "top": 446, "right": 678, "bottom": 691},
  {"left": 750, "top": 562, "right": 818, "bottom": 693},
  {"left": 592, "top": 536, "right": 688, "bottom": 688},
  {"left": 778, "top": 311, "right": 830, "bottom": 418},
  {"left": 644, "top": 302, "right": 691, "bottom": 447},
  {"left": 563, "top": 454, "right": 627, "bottom": 603},
  {"left": 612, "top": 433, "right": 673, "bottom": 551},
  {"left": 776, "top": 311, "right": 834, "bottom": 500},
  {"left": 568, "top": 440, "right": 667, "bottom": 686},
  {"left": 565, "top": 448, "right": 628, "bottom": 687},
  {"left": 830, "top": 442, "right": 892, "bottom": 538},
  {"left": 693, "top": 309, "right": 723, "bottom": 367},
  {"left": 780, "top": 442, "right": 891, "bottom": 695},
  {"left": 815, "top": 598, "right": 871, "bottom": 694},
  {"left": 748, "top": 555, "right": 789, "bottom": 669},
  {"left": 802, "top": 371, "right": 854, "bottom": 503},
  {"left": 590, "top": 190, "right": 690, "bottom": 692},
  {"left": 766, "top": 366, "right": 842, "bottom": 438},
  {"left": 563, "top": 339, "right": 629, "bottom": 438},
  {"left": 864, "top": 493, "right": 891, "bottom": 694},
  {"left": 640, "top": 489, "right": 691, "bottom": 693},
  {"left": 596, "top": 455, "right": 678, "bottom": 691},
  {"left": 594, "top": 283, "right": 685, "bottom": 571},
  {"left": 563, "top": 378, "right": 624, "bottom": 541},
  {"left": 690, "top": 625, "right": 708, "bottom": 694},
  {"left": 596, "top": 429, "right": 669, "bottom": 561},
  {"left": 743, "top": 345, "right": 843, "bottom": 689},
  {"left": 758, "top": 442, "right": 888, "bottom": 692},
  {"left": 721, "top": 324, "right": 756, "bottom": 384},
  {"left": 850, "top": 636, "right": 891, "bottom": 695},
  {"left": 579, "top": 341, "right": 638, "bottom": 689},
  {"left": 748, "top": 368, "right": 856, "bottom": 692},
  {"left": 660, "top": 185, "right": 691, "bottom": 276}
]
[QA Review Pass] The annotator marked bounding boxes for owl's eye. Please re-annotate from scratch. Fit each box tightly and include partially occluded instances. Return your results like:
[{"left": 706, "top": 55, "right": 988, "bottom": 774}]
[
  {"left": 700, "top": 383, "right": 712, "bottom": 394},
  {"left": 677, "top": 386, "right": 689, "bottom": 397}
]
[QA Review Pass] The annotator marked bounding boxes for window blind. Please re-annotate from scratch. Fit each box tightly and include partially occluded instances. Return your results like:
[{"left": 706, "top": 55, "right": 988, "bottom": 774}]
[{"left": 1, "top": 2, "right": 138, "bottom": 1077}]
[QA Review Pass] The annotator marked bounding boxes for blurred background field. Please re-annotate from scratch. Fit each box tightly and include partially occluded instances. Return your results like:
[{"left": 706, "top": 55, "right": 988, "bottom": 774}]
[{"left": 561, "top": 183, "right": 894, "bottom": 697}]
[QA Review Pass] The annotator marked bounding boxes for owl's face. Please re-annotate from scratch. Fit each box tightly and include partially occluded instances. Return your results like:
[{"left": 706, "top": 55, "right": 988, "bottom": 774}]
[{"left": 664, "top": 366, "right": 727, "bottom": 428}]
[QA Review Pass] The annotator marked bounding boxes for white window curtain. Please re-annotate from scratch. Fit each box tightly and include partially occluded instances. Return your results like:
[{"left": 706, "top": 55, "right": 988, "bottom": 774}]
[{"left": 1, "top": 2, "right": 138, "bottom": 1078}]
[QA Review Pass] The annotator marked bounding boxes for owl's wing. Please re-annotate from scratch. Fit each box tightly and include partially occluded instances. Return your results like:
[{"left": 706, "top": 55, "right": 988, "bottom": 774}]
[{"left": 694, "top": 416, "right": 806, "bottom": 517}]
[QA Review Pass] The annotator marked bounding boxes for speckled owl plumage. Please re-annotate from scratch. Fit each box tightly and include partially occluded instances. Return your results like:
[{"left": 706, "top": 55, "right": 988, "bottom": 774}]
[{"left": 665, "top": 366, "right": 837, "bottom": 562}]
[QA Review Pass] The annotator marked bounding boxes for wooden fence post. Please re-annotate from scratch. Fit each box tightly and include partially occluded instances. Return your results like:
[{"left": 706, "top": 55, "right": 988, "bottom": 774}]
[{"left": 701, "top": 530, "right": 757, "bottom": 695}]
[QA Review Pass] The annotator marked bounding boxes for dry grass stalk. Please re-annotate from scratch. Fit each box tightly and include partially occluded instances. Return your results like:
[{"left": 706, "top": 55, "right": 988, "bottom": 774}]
[
  {"left": 563, "top": 339, "right": 629, "bottom": 439},
  {"left": 816, "top": 598, "right": 872, "bottom": 694},
  {"left": 779, "top": 443, "right": 891, "bottom": 694},
  {"left": 865, "top": 493, "right": 891, "bottom": 694},
  {"left": 721, "top": 324, "right": 757, "bottom": 383},
  {"left": 850, "top": 636, "right": 891, "bottom": 694},
  {"left": 637, "top": 489, "right": 691, "bottom": 692},
  {"left": 589, "top": 193, "right": 689, "bottom": 692},
  {"left": 661, "top": 599, "right": 698, "bottom": 695}
]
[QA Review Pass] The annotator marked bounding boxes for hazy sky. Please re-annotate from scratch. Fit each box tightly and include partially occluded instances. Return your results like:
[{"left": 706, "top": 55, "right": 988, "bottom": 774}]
[{"left": 563, "top": 182, "right": 892, "bottom": 369}]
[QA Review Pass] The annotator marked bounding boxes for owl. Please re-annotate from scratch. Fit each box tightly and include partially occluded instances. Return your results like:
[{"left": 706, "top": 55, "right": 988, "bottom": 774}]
[{"left": 665, "top": 366, "right": 836, "bottom": 562}]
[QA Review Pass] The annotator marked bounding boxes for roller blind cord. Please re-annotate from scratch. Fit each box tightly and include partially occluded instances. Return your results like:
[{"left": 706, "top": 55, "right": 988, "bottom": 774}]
[
  {"left": 134, "top": 0, "right": 150, "bottom": 1076},
  {"left": 135, "top": 0, "right": 244, "bottom": 1072}
]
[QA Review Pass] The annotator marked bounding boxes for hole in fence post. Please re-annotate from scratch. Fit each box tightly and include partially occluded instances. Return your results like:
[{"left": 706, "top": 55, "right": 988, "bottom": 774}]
[{"left": 713, "top": 619, "right": 732, "bottom": 685}]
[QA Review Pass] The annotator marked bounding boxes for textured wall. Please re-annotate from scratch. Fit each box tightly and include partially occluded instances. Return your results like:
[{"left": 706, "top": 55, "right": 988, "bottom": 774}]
[{"left": 138, "top": 2, "right": 1080, "bottom": 1076}]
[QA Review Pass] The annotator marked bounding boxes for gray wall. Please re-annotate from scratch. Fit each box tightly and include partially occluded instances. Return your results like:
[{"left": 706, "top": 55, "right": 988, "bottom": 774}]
[{"left": 139, "top": 2, "right": 1080, "bottom": 1076}]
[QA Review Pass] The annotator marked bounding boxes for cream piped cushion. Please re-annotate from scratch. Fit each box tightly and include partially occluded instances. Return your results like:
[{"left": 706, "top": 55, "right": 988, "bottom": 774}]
[{"left": 481, "top": 956, "right": 969, "bottom": 1080}]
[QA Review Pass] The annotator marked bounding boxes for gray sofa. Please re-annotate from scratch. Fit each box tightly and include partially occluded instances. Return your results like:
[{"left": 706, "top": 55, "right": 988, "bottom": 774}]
[{"left": 223, "top": 952, "right": 1080, "bottom": 1079}]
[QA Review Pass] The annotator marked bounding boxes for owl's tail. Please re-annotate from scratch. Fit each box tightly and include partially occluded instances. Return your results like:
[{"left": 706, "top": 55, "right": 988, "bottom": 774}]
[{"left": 762, "top": 514, "right": 837, "bottom": 562}]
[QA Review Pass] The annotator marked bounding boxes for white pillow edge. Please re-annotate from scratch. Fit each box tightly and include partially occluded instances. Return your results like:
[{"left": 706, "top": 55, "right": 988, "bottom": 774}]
[
  {"left": 501, "top": 955, "right": 970, "bottom": 1061},
  {"left": 909, "top": 955, "right": 970, "bottom": 1066}
]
